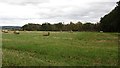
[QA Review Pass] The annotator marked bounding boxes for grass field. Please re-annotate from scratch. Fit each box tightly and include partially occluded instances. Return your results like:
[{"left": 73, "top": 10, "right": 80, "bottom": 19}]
[{"left": 2, "top": 31, "right": 119, "bottom": 66}]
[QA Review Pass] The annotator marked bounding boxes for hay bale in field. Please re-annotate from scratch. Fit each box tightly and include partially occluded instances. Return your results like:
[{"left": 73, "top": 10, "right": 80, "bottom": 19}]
[
  {"left": 14, "top": 30, "right": 20, "bottom": 34},
  {"left": 100, "top": 31, "right": 103, "bottom": 33},
  {"left": 43, "top": 32, "right": 50, "bottom": 36},
  {"left": 2, "top": 30, "right": 4, "bottom": 32},
  {"left": 2, "top": 30, "right": 8, "bottom": 33},
  {"left": 70, "top": 30, "right": 73, "bottom": 33}
]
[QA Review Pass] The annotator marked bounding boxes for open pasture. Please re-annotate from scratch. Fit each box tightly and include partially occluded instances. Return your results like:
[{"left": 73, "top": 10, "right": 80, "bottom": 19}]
[{"left": 2, "top": 31, "right": 119, "bottom": 66}]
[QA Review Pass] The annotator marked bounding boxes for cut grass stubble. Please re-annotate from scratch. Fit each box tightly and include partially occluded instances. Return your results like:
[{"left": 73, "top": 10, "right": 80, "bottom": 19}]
[{"left": 2, "top": 31, "right": 118, "bottom": 66}]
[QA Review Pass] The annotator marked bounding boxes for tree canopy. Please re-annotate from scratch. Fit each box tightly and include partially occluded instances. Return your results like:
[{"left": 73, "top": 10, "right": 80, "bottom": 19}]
[
  {"left": 100, "top": 1, "right": 120, "bottom": 32},
  {"left": 22, "top": 22, "right": 100, "bottom": 31}
]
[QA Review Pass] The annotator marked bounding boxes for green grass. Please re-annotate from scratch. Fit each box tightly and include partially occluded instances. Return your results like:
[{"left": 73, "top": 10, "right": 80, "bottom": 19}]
[{"left": 2, "top": 31, "right": 119, "bottom": 66}]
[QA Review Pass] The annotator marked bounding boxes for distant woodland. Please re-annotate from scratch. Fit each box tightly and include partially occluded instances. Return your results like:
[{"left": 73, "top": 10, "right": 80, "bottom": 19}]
[{"left": 22, "top": 22, "right": 100, "bottom": 31}]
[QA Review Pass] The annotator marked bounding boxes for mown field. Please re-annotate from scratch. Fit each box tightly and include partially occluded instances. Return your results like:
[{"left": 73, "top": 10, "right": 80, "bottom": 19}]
[{"left": 2, "top": 31, "right": 119, "bottom": 66}]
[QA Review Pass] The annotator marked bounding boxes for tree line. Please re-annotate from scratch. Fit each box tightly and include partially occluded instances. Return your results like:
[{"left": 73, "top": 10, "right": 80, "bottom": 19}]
[{"left": 22, "top": 22, "right": 100, "bottom": 31}]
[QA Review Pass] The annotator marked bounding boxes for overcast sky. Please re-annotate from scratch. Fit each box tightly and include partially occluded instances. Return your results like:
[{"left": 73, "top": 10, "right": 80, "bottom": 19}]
[{"left": 0, "top": 0, "right": 119, "bottom": 26}]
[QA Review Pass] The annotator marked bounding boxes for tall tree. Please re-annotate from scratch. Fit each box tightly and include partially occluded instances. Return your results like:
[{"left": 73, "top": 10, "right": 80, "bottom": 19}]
[
  {"left": 75, "top": 21, "right": 83, "bottom": 31},
  {"left": 83, "top": 23, "right": 94, "bottom": 31},
  {"left": 100, "top": 1, "right": 120, "bottom": 32},
  {"left": 41, "top": 23, "right": 52, "bottom": 31},
  {"left": 22, "top": 23, "right": 41, "bottom": 31},
  {"left": 54, "top": 22, "right": 63, "bottom": 31}
]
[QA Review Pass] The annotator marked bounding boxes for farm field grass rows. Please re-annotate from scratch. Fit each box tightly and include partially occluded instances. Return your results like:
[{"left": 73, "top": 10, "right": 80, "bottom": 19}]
[{"left": 2, "top": 31, "right": 119, "bottom": 66}]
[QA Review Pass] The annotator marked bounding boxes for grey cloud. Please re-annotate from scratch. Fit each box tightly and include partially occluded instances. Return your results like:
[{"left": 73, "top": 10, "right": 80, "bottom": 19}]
[
  {"left": 0, "top": 0, "right": 49, "bottom": 5},
  {"left": 42, "top": 2, "right": 116, "bottom": 22},
  {"left": 0, "top": 17, "right": 42, "bottom": 26},
  {"left": 82, "top": 2, "right": 116, "bottom": 22},
  {"left": 0, "top": 17, "right": 28, "bottom": 21},
  {"left": 0, "top": 0, "right": 118, "bottom": 26},
  {"left": 0, "top": 17, "right": 44, "bottom": 21},
  {"left": 82, "top": 2, "right": 116, "bottom": 18},
  {"left": 2, "top": 1, "right": 115, "bottom": 23}
]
